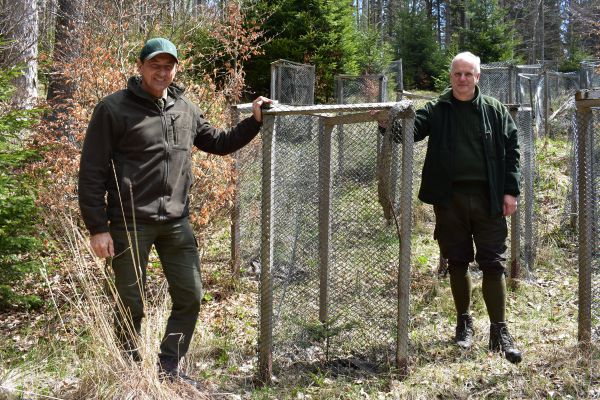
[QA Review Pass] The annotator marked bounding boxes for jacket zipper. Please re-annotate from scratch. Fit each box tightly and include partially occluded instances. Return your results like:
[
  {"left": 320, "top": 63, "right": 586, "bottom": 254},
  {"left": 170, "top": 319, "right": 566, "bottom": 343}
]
[{"left": 158, "top": 102, "right": 169, "bottom": 221}]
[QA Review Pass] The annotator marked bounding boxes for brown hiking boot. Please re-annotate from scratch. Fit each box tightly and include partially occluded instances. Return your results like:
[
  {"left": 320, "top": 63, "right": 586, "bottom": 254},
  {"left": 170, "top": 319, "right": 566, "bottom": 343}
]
[
  {"left": 489, "top": 322, "right": 522, "bottom": 364},
  {"left": 455, "top": 313, "right": 474, "bottom": 349}
]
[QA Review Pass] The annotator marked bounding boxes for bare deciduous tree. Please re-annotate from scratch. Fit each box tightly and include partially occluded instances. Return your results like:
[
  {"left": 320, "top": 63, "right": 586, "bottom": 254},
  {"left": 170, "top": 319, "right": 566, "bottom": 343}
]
[{"left": 47, "top": 0, "right": 83, "bottom": 103}]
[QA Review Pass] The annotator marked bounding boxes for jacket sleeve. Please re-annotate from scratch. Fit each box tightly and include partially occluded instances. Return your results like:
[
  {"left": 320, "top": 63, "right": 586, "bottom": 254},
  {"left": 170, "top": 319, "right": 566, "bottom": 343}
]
[
  {"left": 413, "top": 102, "right": 432, "bottom": 142},
  {"left": 78, "top": 101, "right": 114, "bottom": 234},
  {"left": 378, "top": 101, "right": 433, "bottom": 143},
  {"left": 193, "top": 109, "right": 262, "bottom": 155},
  {"left": 503, "top": 109, "right": 520, "bottom": 197}
]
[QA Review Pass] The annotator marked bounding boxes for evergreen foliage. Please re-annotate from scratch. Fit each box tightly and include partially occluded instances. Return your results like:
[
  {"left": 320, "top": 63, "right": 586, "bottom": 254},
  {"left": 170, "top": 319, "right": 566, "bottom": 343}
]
[
  {"left": 354, "top": 27, "right": 394, "bottom": 75},
  {"left": 394, "top": 9, "right": 446, "bottom": 89},
  {"left": 0, "top": 64, "right": 43, "bottom": 311},
  {"left": 460, "top": 0, "right": 518, "bottom": 64},
  {"left": 244, "top": 0, "right": 360, "bottom": 102}
]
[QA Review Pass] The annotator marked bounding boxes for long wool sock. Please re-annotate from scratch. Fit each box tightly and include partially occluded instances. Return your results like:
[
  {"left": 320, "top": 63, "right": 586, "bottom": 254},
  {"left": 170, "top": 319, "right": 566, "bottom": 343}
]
[
  {"left": 482, "top": 272, "right": 506, "bottom": 323},
  {"left": 449, "top": 264, "right": 472, "bottom": 316}
]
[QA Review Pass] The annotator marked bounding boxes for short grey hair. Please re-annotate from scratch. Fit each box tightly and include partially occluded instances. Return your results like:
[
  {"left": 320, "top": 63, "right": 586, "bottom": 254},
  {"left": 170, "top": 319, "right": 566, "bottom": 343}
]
[{"left": 451, "top": 52, "right": 481, "bottom": 74}]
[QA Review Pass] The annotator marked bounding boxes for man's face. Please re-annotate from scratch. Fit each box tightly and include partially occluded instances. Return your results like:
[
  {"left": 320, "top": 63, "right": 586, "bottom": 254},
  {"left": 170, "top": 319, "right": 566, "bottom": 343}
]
[
  {"left": 450, "top": 59, "right": 480, "bottom": 101},
  {"left": 137, "top": 53, "right": 177, "bottom": 98}
]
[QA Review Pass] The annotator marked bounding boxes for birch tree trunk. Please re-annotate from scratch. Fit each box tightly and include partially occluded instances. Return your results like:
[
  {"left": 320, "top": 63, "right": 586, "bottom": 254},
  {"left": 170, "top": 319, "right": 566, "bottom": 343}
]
[{"left": 5, "top": 0, "right": 38, "bottom": 108}]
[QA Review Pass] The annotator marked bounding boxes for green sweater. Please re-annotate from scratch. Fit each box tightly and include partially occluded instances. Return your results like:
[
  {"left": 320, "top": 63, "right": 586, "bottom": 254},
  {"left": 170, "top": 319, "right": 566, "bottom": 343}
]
[
  {"left": 451, "top": 96, "right": 487, "bottom": 187},
  {"left": 413, "top": 87, "right": 520, "bottom": 217}
]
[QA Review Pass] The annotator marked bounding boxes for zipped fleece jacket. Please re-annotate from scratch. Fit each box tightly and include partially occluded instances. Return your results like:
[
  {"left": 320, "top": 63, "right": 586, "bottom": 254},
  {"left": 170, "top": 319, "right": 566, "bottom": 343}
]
[
  {"left": 78, "top": 77, "right": 261, "bottom": 235},
  {"left": 414, "top": 87, "right": 520, "bottom": 217}
]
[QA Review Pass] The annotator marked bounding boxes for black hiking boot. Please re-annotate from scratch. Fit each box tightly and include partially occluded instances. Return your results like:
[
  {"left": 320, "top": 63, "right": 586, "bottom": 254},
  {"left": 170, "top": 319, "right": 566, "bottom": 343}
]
[
  {"left": 158, "top": 356, "right": 205, "bottom": 391},
  {"left": 454, "top": 313, "right": 474, "bottom": 349},
  {"left": 489, "top": 322, "right": 523, "bottom": 364}
]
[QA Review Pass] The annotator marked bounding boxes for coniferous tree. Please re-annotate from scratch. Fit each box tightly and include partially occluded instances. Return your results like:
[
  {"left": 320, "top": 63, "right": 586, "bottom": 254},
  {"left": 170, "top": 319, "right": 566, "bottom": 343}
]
[
  {"left": 394, "top": 8, "right": 446, "bottom": 89},
  {"left": 244, "top": 0, "right": 359, "bottom": 102},
  {"left": 460, "top": 0, "right": 518, "bottom": 63},
  {"left": 542, "top": 0, "right": 562, "bottom": 62}
]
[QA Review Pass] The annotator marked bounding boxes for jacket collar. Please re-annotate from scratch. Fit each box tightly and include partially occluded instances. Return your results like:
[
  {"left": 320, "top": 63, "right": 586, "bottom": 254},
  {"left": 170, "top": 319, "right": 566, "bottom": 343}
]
[{"left": 439, "top": 85, "right": 482, "bottom": 107}]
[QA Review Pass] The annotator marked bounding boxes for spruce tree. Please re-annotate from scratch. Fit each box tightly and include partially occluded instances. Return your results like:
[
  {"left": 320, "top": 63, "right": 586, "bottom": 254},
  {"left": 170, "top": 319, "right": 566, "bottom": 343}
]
[
  {"left": 244, "top": 0, "right": 359, "bottom": 102},
  {"left": 460, "top": 0, "right": 518, "bottom": 63}
]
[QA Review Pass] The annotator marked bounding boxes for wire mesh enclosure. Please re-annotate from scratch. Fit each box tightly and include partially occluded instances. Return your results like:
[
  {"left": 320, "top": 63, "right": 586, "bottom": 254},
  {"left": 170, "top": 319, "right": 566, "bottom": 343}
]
[
  {"left": 479, "top": 62, "right": 515, "bottom": 104},
  {"left": 580, "top": 61, "right": 600, "bottom": 89},
  {"left": 508, "top": 106, "right": 537, "bottom": 279},
  {"left": 334, "top": 74, "right": 388, "bottom": 104},
  {"left": 387, "top": 59, "right": 404, "bottom": 101},
  {"left": 573, "top": 89, "right": 600, "bottom": 345},
  {"left": 228, "top": 62, "right": 595, "bottom": 384},
  {"left": 239, "top": 102, "right": 416, "bottom": 382},
  {"left": 270, "top": 59, "right": 316, "bottom": 106}
]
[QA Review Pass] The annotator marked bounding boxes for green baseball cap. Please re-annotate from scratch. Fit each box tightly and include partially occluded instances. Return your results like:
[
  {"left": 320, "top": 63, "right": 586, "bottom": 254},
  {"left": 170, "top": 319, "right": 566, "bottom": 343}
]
[{"left": 139, "top": 38, "right": 178, "bottom": 63}]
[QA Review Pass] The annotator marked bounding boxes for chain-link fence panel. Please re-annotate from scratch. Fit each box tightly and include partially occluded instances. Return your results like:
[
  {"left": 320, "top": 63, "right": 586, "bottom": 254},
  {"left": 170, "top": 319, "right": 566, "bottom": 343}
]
[
  {"left": 516, "top": 65, "right": 543, "bottom": 103},
  {"left": 386, "top": 59, "right": 404, "bottom": 101},
  {"left": 507, "top": 106, "right": 537, "bottom": 279},
  {"left": 573, "top": 90, "right": 600, "bottom": 344},
  {"left": 231, "top": 61, "right": 316, "bottom": 273},
  {"left": 566, "top": 104, "right": 580, "bottom": 232},
  {"left": 517, "top": 72, "right": 545, "bottom": 137},
  {"left": 230, "top": 108, "right": 262, "bottom": 273},
  {"left": 547, "top": 71, "right": 580, "bottom": 105},
  {"left": 248, "top": 102, "right": 415, "bottom": 382},
  {"left": 335, "top": 74, "right": 390, "bottom": 220},
  {"left": 271, "top": 60, "right": 316, "bottom": 106},
  {"left": 334, "top": 74, "right": 388, "bottom": 104},
  {"left": 580, "top": 61, "right": 600, "bottom": 90},
  {"left": 479, "top": 63, "right": 515, "bottom": 104}
]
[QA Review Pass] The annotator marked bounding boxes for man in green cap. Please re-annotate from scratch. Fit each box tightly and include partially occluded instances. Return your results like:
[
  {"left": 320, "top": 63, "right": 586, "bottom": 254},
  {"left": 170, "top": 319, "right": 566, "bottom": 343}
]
[{"left": 78, "top": 37, "right": 272, "bottom": 389}]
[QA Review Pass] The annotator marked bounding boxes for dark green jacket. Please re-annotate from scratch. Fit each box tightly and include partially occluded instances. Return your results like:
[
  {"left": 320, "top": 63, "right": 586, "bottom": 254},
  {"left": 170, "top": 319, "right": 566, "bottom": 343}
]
[
  {"left": 78, "top": 77, "right": 261, "bottom": 234},
  {"left": 414, "top": 87, "right": 520, "bottom": 216}
]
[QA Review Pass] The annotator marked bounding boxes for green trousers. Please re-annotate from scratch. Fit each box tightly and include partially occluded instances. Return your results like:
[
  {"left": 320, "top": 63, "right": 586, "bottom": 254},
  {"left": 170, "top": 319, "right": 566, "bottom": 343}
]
[{"left": 109, "top": 217, "right": 202, "bottom": 361}]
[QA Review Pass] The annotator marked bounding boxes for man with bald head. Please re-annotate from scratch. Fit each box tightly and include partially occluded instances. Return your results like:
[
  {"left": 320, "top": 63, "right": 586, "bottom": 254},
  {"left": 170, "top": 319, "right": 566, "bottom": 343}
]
[{"left": 413, "top": 52, "right": 522, "bottom": 363}]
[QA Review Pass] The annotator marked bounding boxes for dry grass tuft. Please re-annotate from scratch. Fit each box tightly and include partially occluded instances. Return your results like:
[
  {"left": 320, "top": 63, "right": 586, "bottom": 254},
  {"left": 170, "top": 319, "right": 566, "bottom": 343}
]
[{"left": 20, "top": 216, "right": 212, "bottom": 399}]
